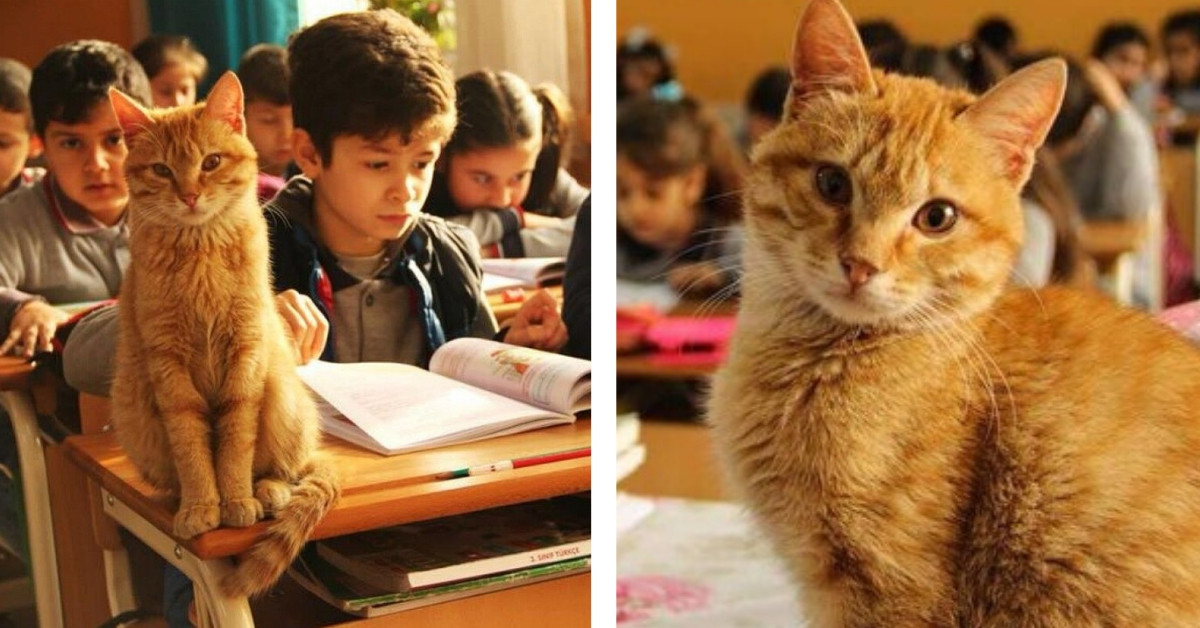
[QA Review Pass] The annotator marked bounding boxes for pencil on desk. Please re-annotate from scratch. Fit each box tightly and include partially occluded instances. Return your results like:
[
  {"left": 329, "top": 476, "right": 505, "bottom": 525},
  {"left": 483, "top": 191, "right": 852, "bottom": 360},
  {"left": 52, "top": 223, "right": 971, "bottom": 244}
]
[{"left": 436, "top": 447, "right": 591, "bottom": 480}]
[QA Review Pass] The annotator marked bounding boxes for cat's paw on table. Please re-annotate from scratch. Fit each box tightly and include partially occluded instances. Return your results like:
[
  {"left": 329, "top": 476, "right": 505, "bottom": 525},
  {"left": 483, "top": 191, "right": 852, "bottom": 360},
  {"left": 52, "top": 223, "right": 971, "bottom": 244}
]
[
  {"left": 221, "top": 497, "right": 265, "bottom": 527},
  {"left": 174, "top": 503, "right": 220, "bottom": 538}
]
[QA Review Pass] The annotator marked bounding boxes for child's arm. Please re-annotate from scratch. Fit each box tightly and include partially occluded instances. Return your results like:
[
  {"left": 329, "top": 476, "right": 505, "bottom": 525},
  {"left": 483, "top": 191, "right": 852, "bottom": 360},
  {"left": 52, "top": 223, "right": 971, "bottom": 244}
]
[
  {"left": 519, "top": 214, "right": 575, "bottom": 258},
  {"left": 444, "top": 208, "right": 522, "bottom": 246}
]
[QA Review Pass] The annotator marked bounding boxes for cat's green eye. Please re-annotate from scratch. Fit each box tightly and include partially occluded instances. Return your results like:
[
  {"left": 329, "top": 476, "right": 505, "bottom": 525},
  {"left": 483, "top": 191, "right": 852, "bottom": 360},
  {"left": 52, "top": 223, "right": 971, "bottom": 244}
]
[
  {"left": 151, "top": 163, "right": 172, "bottom": 178},
  {"left": 201, "top": 154, "right": 221, "bottom": 172},
  {"left": 814, "top": 164, "right": 852, "bottom": 207},
  {"left": 914, "top": 201, "right": 959, "bottom": 235}
]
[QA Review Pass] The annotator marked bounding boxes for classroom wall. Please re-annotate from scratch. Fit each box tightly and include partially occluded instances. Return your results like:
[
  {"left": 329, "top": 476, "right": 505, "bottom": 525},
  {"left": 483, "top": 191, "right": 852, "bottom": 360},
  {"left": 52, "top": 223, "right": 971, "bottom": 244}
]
[
  {"left": 0, "top": 0, "right": 135, "bottom": 69},
  {"left": 617, "top": 0, "right": 1200, "bottom": 103}
]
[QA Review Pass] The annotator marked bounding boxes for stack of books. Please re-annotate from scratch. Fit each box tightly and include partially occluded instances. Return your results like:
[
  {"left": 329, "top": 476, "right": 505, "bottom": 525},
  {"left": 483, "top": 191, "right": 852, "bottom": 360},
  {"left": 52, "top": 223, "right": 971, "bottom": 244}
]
[
  {"left": 616, "top": 412, "right": 646, "bottom": 483},
  {"left": 290, "top": 493, "right": 591, "bottom": 618},
  {"left": 616, "top": 413, "right": 654, "bottom": 535}
]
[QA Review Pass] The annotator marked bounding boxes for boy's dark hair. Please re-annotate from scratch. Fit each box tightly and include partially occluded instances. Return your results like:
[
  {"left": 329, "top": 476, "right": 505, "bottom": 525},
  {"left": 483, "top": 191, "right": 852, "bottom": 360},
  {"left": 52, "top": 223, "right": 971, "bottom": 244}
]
[
  {"left": 0, "top": 58, "right": 32, "bottom": 130},
  {"left": 857, "top": 20, "right": 908, "bottom": 73},
  {"left": 617, "top": 97, "right": 745, "bottom": 220},
  {"left": 443, "top": 70, "right": 572, "bottom": 210},
  {"left": 30, "top": 40, "right": 151, "bottom": 136},
  {"left": 1092, "top": 22, "right": 1150, "bottom": 59},
  {"left": 1163, "top": 9, "right": 1200, "bottom": 43},
  {"left": 744, "top": 66, "right": 790, "bottom": 120},
  {"left": 974, "top": 17, "right": 1018, "bottom": 59},
  {"left": 288, "top": 9, "right": 455, "bottom": 164},
  {"left": 238, "top": 43, "right": 289, "bottom": 106},
  {"left": 132, "top": 34, "right": 208, "bottom": 81}
]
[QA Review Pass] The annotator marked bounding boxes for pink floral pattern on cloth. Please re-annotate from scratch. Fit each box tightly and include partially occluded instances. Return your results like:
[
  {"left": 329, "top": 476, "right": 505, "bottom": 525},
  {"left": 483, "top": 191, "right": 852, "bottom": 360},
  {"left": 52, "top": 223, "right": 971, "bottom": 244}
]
[
  {"left": 617, "top": 575, "right": 712, "bottom": 623},
  {"left": 617, "top": 496, "right": 806, "bottom": 626}
]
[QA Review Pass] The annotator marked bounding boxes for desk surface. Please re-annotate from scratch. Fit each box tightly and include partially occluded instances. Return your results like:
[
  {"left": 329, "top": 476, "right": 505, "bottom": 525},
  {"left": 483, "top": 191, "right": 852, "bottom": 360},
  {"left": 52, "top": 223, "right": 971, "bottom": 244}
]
[
  {"left": 0, "top": 356, "right": 35, "bottom": 390},
  {"left": 65, "top": 419, "right": 591, "bottom": 560}
]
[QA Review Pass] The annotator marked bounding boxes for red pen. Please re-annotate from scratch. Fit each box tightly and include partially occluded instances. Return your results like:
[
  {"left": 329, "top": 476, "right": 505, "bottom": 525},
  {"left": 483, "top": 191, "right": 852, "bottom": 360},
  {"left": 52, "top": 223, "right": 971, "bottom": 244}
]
[{"left": 436, "top": 447, "right": 591, "bottom": 480}]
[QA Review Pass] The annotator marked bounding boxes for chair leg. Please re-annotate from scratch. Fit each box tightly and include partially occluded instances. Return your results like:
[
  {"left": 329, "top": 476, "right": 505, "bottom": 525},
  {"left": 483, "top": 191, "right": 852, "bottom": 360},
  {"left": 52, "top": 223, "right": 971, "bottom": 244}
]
[
  {"left": 100, "top": 487, "right": 253, "bottom": 628},
  {"left": 0, "top": 389, "right": 64, "bottom": 628}
]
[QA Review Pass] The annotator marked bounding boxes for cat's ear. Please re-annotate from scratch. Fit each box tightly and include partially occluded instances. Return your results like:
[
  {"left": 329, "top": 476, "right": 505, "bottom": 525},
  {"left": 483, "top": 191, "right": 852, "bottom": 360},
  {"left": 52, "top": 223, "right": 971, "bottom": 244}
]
[
  {"left": 957, "top": 58, "right": 1067, "bottom": 184},
  {"left": 789, "top": 0, "right": 877, "bottom": 106},
  {"left": 202, "top": 71, "right": 246, "bottom": 134},
  {"left": 108, "top": 88, "right": 153, "bottom": 139}
]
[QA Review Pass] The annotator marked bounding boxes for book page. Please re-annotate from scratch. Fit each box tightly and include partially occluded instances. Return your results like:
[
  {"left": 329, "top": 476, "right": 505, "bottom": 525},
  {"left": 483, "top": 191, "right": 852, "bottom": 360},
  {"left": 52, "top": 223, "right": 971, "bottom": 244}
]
[
  {"left": 480, "top": 257, "right": 565, "bottom": 286},
  {"left": 429, "top": 338, "right": 590, "bottom": 415},
  {"left": 297, "top": 360, "right": 571, "bottom": 454}
]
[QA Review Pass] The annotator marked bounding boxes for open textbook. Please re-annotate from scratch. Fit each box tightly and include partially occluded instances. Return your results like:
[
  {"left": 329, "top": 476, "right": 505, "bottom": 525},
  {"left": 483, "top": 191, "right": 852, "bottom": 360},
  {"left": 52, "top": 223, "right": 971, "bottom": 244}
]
[
  {"left": 481, "top": 257, "right": 565, "bottom": 289},
  {"left": 297, "top": 338, "right": 591, "bottom": 455}
]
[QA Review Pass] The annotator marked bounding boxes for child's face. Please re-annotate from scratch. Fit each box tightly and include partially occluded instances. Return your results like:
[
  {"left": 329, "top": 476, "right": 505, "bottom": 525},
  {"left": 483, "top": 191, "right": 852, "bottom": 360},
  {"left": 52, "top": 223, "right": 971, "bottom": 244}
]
[
  {"left": 1101, "top": 42, "right": 1148, "bottom": 91},
  {"left": 245, "top": 100, "right": 294, "bottom": 177},
  {"left": 1166, "top": 32, "right": 1200, "bottom": 87},
  {"left": 40, "top": 101, "right": 128, "bottom": 224},
  {"left": 445, "top": 136, "right": 540, "bottom": 210},
  {"left": 0, "top": 109, "right": 34, "bottom": 193},
  {"left": 616, "top": 154, "right": 704, "bottom": 251},
  {"left": 150, "top": 63, "right": 197, "bottom": 108},
  {"left": 297, "top": 130, "right": 440, "bottom": 256}
]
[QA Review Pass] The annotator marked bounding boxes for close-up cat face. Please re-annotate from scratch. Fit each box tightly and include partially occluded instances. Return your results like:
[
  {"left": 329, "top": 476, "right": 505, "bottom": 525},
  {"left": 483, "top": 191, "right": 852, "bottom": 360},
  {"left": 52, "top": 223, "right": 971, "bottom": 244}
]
[
  {"left": 110, "top": 72, "right": 258, "bottom": 229},
  {"left": 742, "top": 1, "right": 1064, "bottom": 331}
]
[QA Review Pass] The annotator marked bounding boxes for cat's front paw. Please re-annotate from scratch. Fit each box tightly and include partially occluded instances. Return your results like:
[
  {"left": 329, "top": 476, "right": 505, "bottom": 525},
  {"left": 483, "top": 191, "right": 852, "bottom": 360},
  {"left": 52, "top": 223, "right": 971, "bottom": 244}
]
[
  {"left": 174, "top": 503, "right": 220, "bottom": 538},
  {"left": 254, "top": 478, "right": 292, "bottom": 515},
  {"left": 220, "top": 498, "right": 264, "bottom": 528}
]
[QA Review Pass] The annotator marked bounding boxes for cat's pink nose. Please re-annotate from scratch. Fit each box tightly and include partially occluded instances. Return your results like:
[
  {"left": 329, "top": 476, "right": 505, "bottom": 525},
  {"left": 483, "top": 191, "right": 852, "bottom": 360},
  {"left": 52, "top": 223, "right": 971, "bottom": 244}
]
[
  {"left": 840, "top": 256, "right": 878, "bottom": 290},
  {"left": 179, "top": 194, "right": 198, "bottom": 208}
]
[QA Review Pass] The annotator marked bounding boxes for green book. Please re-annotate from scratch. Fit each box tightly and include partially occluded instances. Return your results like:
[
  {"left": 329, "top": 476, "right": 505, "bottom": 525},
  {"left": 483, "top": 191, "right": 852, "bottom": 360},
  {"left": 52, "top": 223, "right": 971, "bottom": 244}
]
[{"left": 289, "top": 546, "right": 591, "bottom": 618}]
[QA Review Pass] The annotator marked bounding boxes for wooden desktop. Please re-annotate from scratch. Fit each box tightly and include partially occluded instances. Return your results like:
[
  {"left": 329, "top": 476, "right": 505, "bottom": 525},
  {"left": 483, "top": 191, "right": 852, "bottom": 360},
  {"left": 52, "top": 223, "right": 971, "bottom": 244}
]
[{"left": 62, "top": 397, "right": 591, "bottom": 627}]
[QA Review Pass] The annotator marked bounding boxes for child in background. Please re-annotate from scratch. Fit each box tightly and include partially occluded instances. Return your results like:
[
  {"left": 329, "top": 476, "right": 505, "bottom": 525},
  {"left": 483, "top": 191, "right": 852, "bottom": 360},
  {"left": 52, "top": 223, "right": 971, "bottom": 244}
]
[
  {"left": 131, "top": 34, "right": 207, "bottom": 109},
  {"left": 1161, "top": 9, "right": 1200, "bottom": 144},
  {"left": 0, "top": 58, "right": 41, "bottom": 198},
  {"left": 0, "top": 40, "right": 150, "bottom": 358},
  {"left": 742, "top": 66, "right": 789, "bottom": 151},
  {"left": 237, "top": 43, "right": 293, "bottom": 201},
  {"left": 617, "top": 29, "right": 681, "bottom": 102},
  {"left": 617, "top": 96, "right": 746, "bottom": 297},
  {"left": 1091, "top": 22, "right": 1156, "bottom": 122},
  {"left": 423, "top": 70, "right": 588, "bottom": 257},
  {"left": 0, "top": 39, "right": 149, "bottom": 570}
]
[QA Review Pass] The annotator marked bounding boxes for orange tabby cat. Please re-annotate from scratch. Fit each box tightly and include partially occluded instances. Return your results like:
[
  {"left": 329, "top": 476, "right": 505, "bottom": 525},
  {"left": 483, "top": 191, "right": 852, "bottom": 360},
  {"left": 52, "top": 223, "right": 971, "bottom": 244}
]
[
  {"left": 709, "top": 1, "right": 1200, "bottom": 625},
  {"left": 108, "top": 72, "right": 339, "bottom": 597}
]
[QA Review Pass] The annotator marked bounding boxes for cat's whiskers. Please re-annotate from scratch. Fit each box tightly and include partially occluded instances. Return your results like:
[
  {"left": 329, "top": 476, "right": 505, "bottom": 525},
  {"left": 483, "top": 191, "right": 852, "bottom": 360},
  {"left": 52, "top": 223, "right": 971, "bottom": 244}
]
[
  {"left": 932, "top": 293, "right": 1017, "bottom": 427},
  {"left": 1007, "top": 268, "right": 1049, "bottom": 318},
  {"left": 921, "top": 294, "right": 1005, "bottom": 425},
  {"left": 909, "top": 300, "right": 984, "bottom": 421}
]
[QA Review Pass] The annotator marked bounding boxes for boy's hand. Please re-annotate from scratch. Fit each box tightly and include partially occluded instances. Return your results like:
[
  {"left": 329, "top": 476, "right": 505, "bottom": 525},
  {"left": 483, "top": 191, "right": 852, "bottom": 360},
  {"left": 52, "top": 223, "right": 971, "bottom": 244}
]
[
  {"left": 1, "top": 301, "right": 69, "bottom": 357},
  {"left": 274, "top": 290, "right": 329, "bottom": 364},
  {"left": 505, "top": 289, "right": 568, "bottom": 352}
]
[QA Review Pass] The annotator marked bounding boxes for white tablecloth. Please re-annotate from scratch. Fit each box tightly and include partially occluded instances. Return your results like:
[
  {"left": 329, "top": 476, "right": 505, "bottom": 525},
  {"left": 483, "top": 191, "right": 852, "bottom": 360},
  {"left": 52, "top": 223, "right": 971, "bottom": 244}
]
[{"left": 617, "top": 496, "right": 808, "bottom": 627}]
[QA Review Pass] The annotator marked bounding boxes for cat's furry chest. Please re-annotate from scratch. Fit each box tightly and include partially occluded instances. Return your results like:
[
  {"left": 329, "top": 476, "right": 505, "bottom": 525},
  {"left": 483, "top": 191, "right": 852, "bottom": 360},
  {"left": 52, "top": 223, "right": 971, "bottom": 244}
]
[{"left": 711, "top": 320, "right": 978, "bottom": 594}]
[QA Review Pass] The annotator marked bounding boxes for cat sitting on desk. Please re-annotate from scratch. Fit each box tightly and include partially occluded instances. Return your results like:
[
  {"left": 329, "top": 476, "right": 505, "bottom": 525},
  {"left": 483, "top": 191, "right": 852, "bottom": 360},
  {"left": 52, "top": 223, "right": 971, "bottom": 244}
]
[
  {"left": 709, "top": 0, "right": 1200, "bottom": 625},
  {"left": 108, "top": 72, "right": 339, "bottom": 597}
]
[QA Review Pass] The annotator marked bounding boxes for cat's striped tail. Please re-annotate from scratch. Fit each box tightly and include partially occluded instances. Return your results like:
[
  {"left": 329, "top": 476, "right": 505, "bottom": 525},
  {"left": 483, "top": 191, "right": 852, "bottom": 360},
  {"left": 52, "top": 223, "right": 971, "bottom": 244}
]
[{"left": 220, "top": 457, "right": 340, "bottom": 597}]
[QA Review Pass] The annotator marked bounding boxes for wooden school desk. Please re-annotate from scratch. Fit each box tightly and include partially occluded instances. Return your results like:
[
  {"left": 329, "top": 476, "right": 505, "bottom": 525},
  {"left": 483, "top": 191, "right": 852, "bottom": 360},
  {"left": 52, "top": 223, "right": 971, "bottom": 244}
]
[
  {"left": 64, "top": 401, "right": 591, "bottom": 628},
  {"left": 488, "top": 285, "right": 564, "bottom": 324}
]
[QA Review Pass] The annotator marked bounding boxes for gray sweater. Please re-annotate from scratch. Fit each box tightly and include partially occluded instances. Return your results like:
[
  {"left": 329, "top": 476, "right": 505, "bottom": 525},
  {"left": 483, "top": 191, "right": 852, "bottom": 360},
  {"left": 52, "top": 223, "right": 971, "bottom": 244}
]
[{"left": 0, "top": 171, "right": 128, "bottom": 335}]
